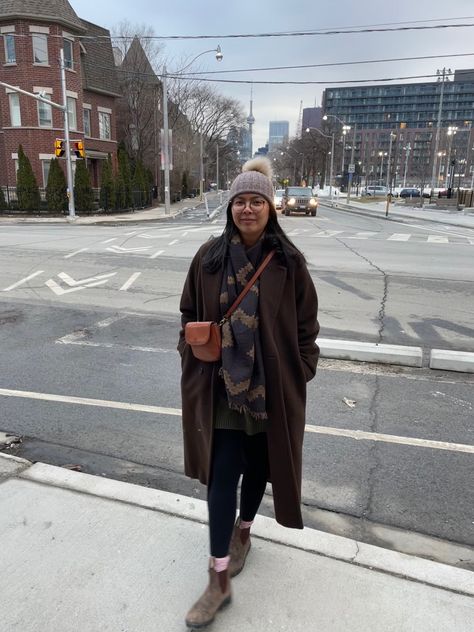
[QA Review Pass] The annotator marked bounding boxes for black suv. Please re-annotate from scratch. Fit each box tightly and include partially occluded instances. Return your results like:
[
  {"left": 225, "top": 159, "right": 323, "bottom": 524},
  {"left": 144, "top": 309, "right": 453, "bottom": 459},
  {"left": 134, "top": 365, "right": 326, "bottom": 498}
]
[{"left": 281, "top": 186, "right": 318, "bottom": 216}]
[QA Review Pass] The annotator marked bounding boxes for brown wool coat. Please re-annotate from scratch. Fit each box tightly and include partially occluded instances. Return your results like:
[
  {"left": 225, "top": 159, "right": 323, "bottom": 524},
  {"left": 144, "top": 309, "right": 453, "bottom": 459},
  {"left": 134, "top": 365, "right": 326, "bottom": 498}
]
[{"left": 177, "top": 240, "right": 320, "bottom": 528}]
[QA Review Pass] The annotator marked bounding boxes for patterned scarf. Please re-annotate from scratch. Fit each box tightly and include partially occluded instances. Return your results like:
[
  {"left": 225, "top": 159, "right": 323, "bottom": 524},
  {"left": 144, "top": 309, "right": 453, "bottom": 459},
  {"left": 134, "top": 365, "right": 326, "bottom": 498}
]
[{"left": 219, "top": 234, "right": 267, "bottom": 420}]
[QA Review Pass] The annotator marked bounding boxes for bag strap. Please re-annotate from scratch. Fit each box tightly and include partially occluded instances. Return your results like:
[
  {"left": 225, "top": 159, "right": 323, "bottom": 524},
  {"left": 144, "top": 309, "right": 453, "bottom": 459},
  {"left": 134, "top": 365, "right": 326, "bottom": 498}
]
[{"left": 222, "top": 250, "right": 276, "bottom": 322}]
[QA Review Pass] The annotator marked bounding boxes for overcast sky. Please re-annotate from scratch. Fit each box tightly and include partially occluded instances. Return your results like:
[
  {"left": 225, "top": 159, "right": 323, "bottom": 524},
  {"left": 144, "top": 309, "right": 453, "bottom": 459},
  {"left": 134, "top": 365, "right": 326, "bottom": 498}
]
[{"left": 71, "top": 0, "right": 473, "bottom": 148}]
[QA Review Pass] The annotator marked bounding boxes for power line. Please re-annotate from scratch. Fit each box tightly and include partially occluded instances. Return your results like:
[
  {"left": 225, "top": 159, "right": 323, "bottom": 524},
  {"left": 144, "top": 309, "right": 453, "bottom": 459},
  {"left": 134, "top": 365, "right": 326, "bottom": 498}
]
[
  {"left": 76, "top": 19, "right": 474, "bottom": 42},
  {"left": 179, "top": 52, "right": 474, "bottom": 75}
]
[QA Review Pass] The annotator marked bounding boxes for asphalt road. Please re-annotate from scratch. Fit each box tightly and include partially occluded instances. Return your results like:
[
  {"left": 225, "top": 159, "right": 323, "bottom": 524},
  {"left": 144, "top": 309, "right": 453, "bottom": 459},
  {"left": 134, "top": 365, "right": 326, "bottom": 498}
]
[{"left": 1, "top": 203, "right": 473, "bottom": 562}]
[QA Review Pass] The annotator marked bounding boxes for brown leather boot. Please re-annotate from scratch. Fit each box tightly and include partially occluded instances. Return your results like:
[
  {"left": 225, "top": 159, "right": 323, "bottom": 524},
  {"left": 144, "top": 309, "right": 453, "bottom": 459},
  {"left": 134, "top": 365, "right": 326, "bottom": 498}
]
[
  {"left": 185, "top": 558, "right": 232, "bottom": 629},
  {"left": 229, "top": 517, "right": 251, "bottom": 578}
]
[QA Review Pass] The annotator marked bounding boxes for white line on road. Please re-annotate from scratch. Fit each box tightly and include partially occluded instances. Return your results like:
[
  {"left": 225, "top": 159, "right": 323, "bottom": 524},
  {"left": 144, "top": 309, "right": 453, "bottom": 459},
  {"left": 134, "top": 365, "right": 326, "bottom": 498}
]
[
  {"left": 168, "top": 239, "right": 179, "bottom": 246},
  {"left": 101, "top": 238, "right": 118, "bottom": 244},
  {"left": 346, "top": 232, "right": 378, "bottom": 239},
  {"left": 119, "top": 272, "right": 141, "bottom": 291},
  {"left": 314, "top": 230, "right": 344, "bottom": 238},
  {"left": 0, "top": 387, "right": 472, "bottom": 454},
  {"left": 387, "top": 234, "right": 411, "bottom": 241},
  {"left": 427, "top": 235, "right": 449, "bottom": 243},
  {"left": 64, "top": 248, "right": 90, "bottom": 259},
  {"left": 305, "top": 424, "right": 474, "bottom": 454},
  {"left": 0, "top": 388, "right": 181, "bottom": 416},
  {"left": 150, "top": 250, "right": 164, "bottom": 259},
  {"left": 57, "top": 272, "right": 116, "bottom": 286},
  {"left": 2, "top": 270, "right": 44, "bottom": 291}
]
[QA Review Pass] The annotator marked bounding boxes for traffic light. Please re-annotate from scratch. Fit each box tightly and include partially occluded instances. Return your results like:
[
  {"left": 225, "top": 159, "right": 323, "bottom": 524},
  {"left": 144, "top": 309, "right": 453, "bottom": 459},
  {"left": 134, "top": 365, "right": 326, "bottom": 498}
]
[
  {"left": 55, "top": 139, "right": 65, "bottom": 158},
  {"left": 73, "top": 140, "right": 86, "bottom": 159}
]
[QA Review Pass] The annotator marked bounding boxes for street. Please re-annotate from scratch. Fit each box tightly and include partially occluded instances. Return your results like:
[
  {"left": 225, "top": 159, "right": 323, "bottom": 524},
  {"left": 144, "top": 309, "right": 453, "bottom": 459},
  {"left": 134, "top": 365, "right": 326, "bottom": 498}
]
[{"left": 1, "top": 203, "right": 473, "bottom": 566}]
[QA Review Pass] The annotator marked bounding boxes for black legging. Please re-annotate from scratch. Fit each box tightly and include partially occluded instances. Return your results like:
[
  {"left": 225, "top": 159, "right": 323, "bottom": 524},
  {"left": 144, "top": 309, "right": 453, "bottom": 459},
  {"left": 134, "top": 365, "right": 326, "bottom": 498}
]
[{"left": 208, "top": 429, "right": 269, "bottom": 558}]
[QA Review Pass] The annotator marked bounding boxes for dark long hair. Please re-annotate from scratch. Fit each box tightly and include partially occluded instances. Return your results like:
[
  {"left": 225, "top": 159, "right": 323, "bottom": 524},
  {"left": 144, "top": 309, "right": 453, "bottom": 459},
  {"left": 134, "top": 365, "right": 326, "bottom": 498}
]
[{"left": 202, "top": 202, "right": 306, "bottom": 273}]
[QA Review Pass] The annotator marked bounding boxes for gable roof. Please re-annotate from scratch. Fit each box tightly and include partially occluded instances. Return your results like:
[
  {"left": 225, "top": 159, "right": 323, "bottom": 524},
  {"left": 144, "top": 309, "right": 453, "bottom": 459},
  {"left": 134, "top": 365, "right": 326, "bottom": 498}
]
[
  {"left": 80, "top": 20, "right": 121, "bottom": 98},
  {"left": 0, "top": 0, "right": 86, "bottom": 32}
]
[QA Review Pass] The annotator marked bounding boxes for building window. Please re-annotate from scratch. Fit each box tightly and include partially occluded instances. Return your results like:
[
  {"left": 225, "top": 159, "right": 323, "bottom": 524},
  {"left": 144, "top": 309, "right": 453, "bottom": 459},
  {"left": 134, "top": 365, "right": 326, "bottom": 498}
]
[
  {"left": 99, "top": 111, "right": 111, "bottom": 140},
  {"left": 4, "top": 33, "right": 16, "bottom": 63},
  {"left": 67, "top": 96, "right": 77, "bottom": 130},
  {"left": 8, "top": 93, "right": 21, "bottom": 126},
  {"left": 83, "top": 108, "right": 91, "bottom": 137},
  {"left": 38, "top": 94, "right": 52, "bottom": 127},
  {"left": 63, "top": 39, "right": 73, "bottom": 69},
  {"left": 42, "top": 160, "right": 51, "bottom": 187},
  {"left": 32, "top": 33, "right": 48, "bottom": 64}
]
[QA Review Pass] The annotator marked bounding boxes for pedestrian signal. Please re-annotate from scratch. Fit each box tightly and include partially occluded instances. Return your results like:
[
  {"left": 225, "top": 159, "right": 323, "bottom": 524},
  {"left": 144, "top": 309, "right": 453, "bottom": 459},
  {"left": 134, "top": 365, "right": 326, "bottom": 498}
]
[
  {"left": 55, "top": 139, "right": 65, "bottom": 158},
  {"left": 73, "top": 140, "right": 86, "bottom": 159}
]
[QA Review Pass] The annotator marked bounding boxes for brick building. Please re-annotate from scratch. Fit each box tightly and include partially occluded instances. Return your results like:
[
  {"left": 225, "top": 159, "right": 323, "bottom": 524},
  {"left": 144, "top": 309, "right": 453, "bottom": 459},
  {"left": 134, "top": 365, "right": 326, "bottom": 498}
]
[{"left": 0, "top": 0, "right": 120, "bottom": 194}]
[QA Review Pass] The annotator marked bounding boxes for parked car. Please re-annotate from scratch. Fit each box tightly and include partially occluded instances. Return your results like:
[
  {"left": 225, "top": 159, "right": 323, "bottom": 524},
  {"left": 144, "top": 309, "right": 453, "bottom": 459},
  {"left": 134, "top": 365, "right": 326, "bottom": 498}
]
[
  {"left": 363, "top": 185, "right": 388, "bottom": 196},
  {"left": 281, "top": 186, "right": 318, "bottom": 216},
  {"left": 399, "top": 187, "right": 421, "bottom": 198},
  {"left": 274, "top": 188, "right": 285, "bottom": 210}
]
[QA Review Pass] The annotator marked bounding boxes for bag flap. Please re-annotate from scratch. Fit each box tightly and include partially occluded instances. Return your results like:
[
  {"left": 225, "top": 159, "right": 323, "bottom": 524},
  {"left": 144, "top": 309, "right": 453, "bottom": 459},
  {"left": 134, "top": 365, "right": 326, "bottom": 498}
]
[{"left": 185, "top": 321, "right": 213, "bottom": 346}]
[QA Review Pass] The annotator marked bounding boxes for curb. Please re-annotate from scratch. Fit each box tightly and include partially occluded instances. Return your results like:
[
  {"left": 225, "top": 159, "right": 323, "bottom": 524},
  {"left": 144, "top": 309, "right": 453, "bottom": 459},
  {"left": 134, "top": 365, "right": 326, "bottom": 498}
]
[
  {"left": 322, "top": 201, "right": 474, "bottom": 230},
  {"left": 319, "top": 338, "right": 423, "bottom": 368},
  {"left": 5, "top": 457, "right": 471, "bottom": 596},
  {"left": 430, "top": 349, "right": 474, "bottom": 373}
]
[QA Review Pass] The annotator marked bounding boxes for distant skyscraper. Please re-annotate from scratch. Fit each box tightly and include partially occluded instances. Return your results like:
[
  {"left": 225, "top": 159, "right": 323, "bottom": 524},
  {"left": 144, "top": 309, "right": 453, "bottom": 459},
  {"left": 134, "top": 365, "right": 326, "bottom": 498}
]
[
  {"left": 302, "top": 107, "right": 322, "bottom": 132},
  {"left": 246, "top": 86, "right": 255, "bottom": 158},
  {"left": 268, "top": 121, "right": 289, "bottom": 151}
]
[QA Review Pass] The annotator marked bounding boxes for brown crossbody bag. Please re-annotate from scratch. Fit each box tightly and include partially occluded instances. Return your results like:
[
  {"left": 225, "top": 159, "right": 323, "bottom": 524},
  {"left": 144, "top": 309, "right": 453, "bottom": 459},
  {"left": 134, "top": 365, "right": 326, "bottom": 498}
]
[{"left": 184, "top": 250, "right": 275, "bottom": 362}]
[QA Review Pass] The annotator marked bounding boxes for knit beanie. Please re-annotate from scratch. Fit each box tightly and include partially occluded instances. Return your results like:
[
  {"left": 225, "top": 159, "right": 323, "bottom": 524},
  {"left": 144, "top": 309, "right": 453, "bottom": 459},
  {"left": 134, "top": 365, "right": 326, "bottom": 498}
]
[{"left": 229, "top": 157, "right": 274, "bottom": 206}]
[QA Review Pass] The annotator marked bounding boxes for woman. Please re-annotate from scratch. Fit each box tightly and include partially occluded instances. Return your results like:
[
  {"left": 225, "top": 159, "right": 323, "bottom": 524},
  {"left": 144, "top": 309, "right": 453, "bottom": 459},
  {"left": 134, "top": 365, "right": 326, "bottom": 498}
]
[{"left": 177, "top": 157, "right": 319, "bottom": 629}]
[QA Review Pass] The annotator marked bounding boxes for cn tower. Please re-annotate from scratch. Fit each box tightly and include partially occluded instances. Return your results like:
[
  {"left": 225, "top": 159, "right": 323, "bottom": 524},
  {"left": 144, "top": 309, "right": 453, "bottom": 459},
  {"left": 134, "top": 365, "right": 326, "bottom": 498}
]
[{"left": 246, "top": 86, "right": 255, "bottom": 158}]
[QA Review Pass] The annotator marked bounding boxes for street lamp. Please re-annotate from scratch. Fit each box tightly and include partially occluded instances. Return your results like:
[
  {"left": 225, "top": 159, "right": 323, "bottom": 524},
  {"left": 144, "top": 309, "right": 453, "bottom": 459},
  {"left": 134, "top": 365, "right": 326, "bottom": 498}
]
[
  {"left": 378, "top": 151, "right": 387, "bottom": 185},
  {"left": 323, "top": 113, "right": 350, "bottom": 175},
  {"left": 162, "top": 46, "right": 223, "bottom": 214},
  {"left": 306, "top": 126, "right": 335, "bottom": 201},
  {"left": 446, "top": 126, "right": 458, "bottom": 194}
]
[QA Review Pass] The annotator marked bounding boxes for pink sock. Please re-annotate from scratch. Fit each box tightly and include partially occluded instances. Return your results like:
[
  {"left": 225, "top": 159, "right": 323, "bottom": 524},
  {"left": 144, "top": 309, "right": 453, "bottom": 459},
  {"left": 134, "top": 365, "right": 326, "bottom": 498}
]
[
  {"left": 239, "top": 519, "right": 253, "bottom": 530},
  {"left": 213, "top": 555, "right": 230, "bottom": 572}
]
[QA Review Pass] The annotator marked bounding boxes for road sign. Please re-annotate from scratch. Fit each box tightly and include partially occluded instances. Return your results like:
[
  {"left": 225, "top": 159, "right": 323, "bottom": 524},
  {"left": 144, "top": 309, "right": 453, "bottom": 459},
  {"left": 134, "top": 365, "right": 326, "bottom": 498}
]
[{"left": 348, "top": 164, "right": 355, "bottom": 173}]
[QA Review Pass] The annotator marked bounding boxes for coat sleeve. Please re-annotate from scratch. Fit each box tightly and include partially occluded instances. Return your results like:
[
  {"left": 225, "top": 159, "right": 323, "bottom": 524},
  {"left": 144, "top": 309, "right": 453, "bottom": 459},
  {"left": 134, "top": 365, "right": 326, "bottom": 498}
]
[
  {"left": 177, "top": 252, "right": 200, "bottom": 357},
  {"left": 295, "top": 260, "right": 320, "bottom": 382}
]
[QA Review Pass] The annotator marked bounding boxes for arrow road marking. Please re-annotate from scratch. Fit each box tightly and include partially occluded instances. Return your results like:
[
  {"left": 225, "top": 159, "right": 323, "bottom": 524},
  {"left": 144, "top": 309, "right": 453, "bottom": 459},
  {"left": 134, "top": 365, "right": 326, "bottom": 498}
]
[
  {"left": 107, "top": 245, "right": 151, "bottom": 253},
  {"left": 2, "top": 270, "right": 44, "bottom": 291},
  {"left": 57, "top": 272, "right": 116, "bottom": 286},
  {"left": 45, "top": 278, "right": 110, "bottom": 295}
]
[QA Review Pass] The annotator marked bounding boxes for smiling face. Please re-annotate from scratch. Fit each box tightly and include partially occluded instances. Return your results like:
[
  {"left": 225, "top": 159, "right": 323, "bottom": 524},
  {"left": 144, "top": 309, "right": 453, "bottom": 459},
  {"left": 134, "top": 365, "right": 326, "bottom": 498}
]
[{"left": 231, "top": 194, "right": 270, "bottom": 247}]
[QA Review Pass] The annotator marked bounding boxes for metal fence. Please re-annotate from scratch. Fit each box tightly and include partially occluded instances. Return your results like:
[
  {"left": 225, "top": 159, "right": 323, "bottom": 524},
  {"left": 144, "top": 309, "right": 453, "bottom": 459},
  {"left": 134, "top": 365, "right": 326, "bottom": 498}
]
[{"left": 0, "top": 186, "right": 153, "bottom": 215}]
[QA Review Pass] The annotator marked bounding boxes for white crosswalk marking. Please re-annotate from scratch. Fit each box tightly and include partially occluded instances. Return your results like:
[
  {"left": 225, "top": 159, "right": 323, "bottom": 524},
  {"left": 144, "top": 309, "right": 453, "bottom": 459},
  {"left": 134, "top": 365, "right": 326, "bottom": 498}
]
[
  {"left": 427, "top": 235, "right": 449, "bottom": 243},
  {"left": 345, "top": 232, "right": 378, "bottom": 239},
  {"left": 388, "top": 234, "right": 411, "bottom": 241},
  {"left": 314, "top": 230, "right": 344, "bottom": 238}
]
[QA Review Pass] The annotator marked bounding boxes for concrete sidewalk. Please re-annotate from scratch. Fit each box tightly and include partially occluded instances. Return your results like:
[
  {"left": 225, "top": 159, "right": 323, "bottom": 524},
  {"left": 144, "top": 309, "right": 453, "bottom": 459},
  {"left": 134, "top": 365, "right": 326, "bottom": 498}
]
[
  {"left": 0, "top": 192, "right": 227, "bottom": 225},
  {"left": 1, "top": 453, "right": 472, "bottom": 631}
]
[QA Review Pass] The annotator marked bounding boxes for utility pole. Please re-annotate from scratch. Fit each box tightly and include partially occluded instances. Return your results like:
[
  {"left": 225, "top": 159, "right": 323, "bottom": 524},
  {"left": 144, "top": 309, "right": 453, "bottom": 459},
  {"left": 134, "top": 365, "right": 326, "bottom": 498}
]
[
  {"left": 216, "top": 143, "right": 219, "bottom": 191},
  {"left": 346, "top": 124, "right": 357, "bottom": 203},
  {"left": 403, "top": 143, "right": 411, "bottom": 187},
  {"left": 431, "top": 68, "right": 448, "bottom": 189},
  {"left": 60, "top": 49, "right": 75, "bottom": 220},
  {"left": 162, "top": 65, "right": 171, "bottom": 214}
]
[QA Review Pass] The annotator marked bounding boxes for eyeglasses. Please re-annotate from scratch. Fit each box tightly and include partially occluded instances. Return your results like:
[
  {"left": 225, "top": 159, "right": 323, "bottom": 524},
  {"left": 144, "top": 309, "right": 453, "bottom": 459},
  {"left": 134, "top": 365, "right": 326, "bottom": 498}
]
[{"left": 232, "top": 197, "right": 267, "bottom": 212}]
